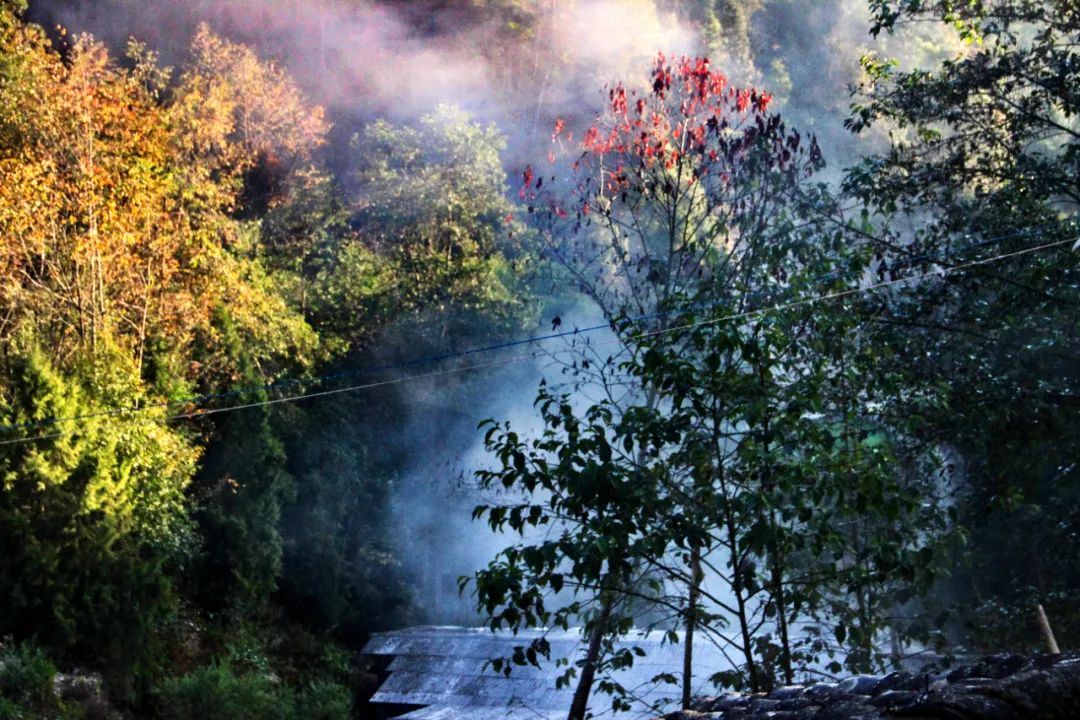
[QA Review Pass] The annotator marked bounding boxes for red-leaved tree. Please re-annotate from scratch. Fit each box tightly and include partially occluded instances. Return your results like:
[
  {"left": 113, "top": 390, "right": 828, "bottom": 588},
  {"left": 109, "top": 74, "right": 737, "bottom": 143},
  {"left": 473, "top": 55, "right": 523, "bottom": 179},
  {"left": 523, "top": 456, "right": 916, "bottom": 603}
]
[
  {"left": 470, "top": 54, "right": 870, "bottom": 718},
  {"left": 523, "top": 52, "right": 822, "bottom": 329}
]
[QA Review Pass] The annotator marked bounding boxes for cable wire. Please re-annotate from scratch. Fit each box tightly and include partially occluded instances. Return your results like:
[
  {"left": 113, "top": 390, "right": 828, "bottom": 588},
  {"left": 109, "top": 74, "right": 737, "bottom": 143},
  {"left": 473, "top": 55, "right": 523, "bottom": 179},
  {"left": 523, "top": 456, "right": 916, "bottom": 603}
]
[
  {"left": 1, "top": 217, "right": 1074, "bottom": 436},
  {"left": 0, "top": 234, "right": 1072, "bottom": 447}
]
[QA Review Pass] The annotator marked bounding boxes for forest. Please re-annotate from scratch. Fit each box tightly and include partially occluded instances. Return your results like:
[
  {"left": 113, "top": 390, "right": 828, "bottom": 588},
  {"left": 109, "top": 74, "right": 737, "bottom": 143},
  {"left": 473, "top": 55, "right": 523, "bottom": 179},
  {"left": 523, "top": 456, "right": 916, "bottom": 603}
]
[{"left": 0, "top": 0, "right": 1077, "bottom": 718}]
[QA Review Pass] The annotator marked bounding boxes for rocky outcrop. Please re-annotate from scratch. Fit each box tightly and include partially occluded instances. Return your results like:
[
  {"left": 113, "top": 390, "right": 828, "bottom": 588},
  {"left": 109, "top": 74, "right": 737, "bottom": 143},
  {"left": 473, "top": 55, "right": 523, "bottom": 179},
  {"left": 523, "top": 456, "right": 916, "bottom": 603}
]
[
  {"left": 52, "top": 670, "right": 116, "bottom": 720},
  {"left": 663, "top": 653, "right": 1080, "bottom": 720}
]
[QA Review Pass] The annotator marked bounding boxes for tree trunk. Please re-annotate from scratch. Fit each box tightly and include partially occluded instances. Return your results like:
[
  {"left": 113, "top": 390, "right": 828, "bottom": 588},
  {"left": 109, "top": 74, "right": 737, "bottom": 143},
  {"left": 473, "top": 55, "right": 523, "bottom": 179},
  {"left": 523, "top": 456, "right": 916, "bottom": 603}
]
[
  {"left": 568, "top": 598, "right": 613, "bottom": 720},
  {"left": 770, "top": 551, "right": 793, "bottom": 685},
  {"left": 682, "top": 545, "right": 702, "bottom": 709}
]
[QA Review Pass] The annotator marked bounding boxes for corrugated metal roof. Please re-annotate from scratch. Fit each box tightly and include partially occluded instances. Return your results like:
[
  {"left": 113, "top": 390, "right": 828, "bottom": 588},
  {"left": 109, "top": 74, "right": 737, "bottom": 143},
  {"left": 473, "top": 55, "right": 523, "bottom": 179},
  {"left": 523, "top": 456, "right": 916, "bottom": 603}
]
[
  {"left": 363, "top": 626, "right": 734, "bottom": 719},
  {"left": 399, "top": 707, "right": 566, "bottom": 720}
]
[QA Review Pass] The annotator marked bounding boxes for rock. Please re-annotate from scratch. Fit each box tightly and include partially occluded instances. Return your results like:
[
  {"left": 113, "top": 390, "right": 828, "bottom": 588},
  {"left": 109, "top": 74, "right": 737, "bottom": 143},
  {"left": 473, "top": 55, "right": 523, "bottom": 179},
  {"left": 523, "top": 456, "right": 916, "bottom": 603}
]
[
  {"left": 866, "top": 689, "right": 918, "bottom": 709},
  {"left": 838, "top": 674, "right": 880, "bottom": 695},
  {"left": 805, "top": 682, "right": 845, "bottom": 703},
  {"left": 52, "top": 670, "right": 119, "bottom": 720},
  {"left": 954, "top": 677, "right": 1001, "bottom": 689},
  {"left": 904, "top": 690, "right": 1025, "bottom": 720},
  {"left": 52, "top": 670, "right": 104, "bottom": 704},
  {"left": 947, "top": 653, "right": 1032, "bottom": 682},
  {"left": 702, "top": 694, "right": 750, "bottom": 712},
  {"left": 717, "top": 710, "right": 751, "bottom": 720},
  {"left": 813, "top": 699, "right": 885, "bottom": 720},
  {"left": 774, "top": 697, "right": 818, "bottom": 711},
  {"left": 745, "top": 697, "right": 781, "bottom": 712},
  {"left": 768, "top": 685, "right": 805, "bottom": 700},
  {"left": 872, "top": 670, "right": 923, "bottom": 694}
]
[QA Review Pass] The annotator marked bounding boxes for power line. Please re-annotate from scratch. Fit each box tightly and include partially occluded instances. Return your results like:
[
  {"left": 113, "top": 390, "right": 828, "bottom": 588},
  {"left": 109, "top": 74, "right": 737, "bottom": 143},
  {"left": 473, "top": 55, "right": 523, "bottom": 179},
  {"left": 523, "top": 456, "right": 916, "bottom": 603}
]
[
  {"left": 632, "top": 237, "right": 1075, "bottom": 339},
  {"left": 0, "top": 235, "right": 1072, "bottom": 448},
  {"left": 1, "top": 218, "right": 1073, "bottom": 437},
  {"left": 0, "top": 353, "right": 541, "bottom": 447}
]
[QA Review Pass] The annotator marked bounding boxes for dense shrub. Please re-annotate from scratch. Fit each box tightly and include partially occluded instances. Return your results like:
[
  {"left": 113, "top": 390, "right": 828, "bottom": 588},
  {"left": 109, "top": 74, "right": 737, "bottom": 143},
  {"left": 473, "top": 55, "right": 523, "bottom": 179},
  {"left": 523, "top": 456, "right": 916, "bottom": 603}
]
[
  {"left": 0, "top": 343, "right": 197, "bottom": 696},
  {"left": 156, "top": 663, "right": 280, "bottom": 720},
  {"left": 0, "top": 641, "right": 79, "bottom": 719},
  {"left": 156, "top": 662, "right": 351, "bottom": 720},
  {"left": 0, "top": 641, "right": 56, "bottom": 708},
  {"left": 0, "top": 698, "right": 23, "bottom": 720},
  {"left": 292, "top": 680, "right": 351, "bottom": 720}
]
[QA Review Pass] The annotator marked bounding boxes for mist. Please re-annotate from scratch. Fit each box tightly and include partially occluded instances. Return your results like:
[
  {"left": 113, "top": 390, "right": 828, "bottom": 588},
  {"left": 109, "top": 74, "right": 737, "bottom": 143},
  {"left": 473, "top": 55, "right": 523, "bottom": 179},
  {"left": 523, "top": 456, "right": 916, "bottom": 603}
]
[{"left": 27, "top": 1, "right": 695, "bottom": 146}]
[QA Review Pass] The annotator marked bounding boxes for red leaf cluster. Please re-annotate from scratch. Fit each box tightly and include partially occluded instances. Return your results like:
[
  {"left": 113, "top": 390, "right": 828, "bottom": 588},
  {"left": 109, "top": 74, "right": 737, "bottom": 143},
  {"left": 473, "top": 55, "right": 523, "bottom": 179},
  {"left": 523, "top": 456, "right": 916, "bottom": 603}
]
[{"left": 523, "top": 53, "right": 820, "bottom": 225}]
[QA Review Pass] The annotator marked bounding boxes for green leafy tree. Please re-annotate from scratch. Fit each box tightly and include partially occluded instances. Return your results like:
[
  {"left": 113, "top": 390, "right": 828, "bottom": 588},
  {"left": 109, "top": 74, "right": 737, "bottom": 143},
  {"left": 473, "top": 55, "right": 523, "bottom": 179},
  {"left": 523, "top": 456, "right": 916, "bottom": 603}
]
[
  {"left": 190, "top": 311, "right": 294, "bottom": 620},
  {"left": 850, "top": 0, "right": 1079, "bottom": 226},
  {"left": 660, "top": 0, "right": 764, "bottom": 76},
  {"left": 470, "top": 288, "right": 952, "bottom": 713},
  {"left": 0, "top": 338, "right": 197, "bottom": 690},
  {"left": 275, "top": 394, "right": 413, "bottom": 640},
  {"left": 0, "top": 640, "right": 60, "bottom": 719},
  {"left": 345, "top": 103, "right": 536, "bottom": 349},
  {"left": 845, "top": 0, "right": 1080, "bottom": 651}
]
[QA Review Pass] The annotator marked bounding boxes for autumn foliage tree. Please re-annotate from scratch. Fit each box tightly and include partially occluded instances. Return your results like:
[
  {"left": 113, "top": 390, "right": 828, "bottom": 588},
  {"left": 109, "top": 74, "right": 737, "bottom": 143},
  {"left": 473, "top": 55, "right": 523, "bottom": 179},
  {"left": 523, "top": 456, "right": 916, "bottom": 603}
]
[
  {"left": 0, "top": 5, "right": 331, "bottom": 690},
  {"left": 171, "top": 23, "right": 329, "bottom": 215},
  {"left": 0, "top": 18, "right": 321, "bottom": 392},
  {"left": 0, "top": 0, "right": 539, "bottom": 710},
  {"left": 518, "top": 52, "right": 825, "bottom": 342}
]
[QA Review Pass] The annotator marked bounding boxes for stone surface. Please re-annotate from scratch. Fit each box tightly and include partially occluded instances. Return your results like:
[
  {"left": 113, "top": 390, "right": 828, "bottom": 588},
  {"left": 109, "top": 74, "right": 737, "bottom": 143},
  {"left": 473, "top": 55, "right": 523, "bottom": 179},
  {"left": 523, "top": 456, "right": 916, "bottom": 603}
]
[
  {"left": 52, "top": 669, "right": 104, "bottom": 704},
  {"left": 658, "top": 651, "right": 1080, "bottom": 720}
]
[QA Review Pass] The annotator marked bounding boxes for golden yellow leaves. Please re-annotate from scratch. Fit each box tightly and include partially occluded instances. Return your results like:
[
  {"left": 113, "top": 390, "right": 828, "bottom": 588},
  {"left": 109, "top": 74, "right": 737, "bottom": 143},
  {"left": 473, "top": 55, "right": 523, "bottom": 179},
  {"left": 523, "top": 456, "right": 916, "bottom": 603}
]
[
  {"left": 0, "top": 16, "right": 326, "bottom": 388},
  {"left": 173, "top": 23, "right": 328, "bottom": 181}
]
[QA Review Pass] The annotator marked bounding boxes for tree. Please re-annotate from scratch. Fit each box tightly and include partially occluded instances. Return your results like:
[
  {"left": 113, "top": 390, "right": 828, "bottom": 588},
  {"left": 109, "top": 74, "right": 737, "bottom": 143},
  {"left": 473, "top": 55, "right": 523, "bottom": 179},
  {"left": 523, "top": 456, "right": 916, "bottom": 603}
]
[
  {"left": 470, "top": 285, "right": 951, "bottom": 712},
  {"left": 0, "top": 5, "right": 339, "bottom": 684},
  {"left": 0, "top": 15, "right": 321, "bottom": 390},
  {"left": 659, "top": 0, "right": 764, "bottom": 78},
  {"left": 850, "top": 0, "right": 1079, "bottom": 226},
  {"left": 275, "top": 393, "right": 413, "bottom": 640},
  {"left": 0, "top": 337, "right": 197, "bottom": 693},
  {"left": 343, "top": 104, "right": 536, "bottom": 350},
  {"left": 468, "top": 53, "right": 952, "bottom": 718},
  {"left": 189, "top": 312, "right": 294, "bottom": 619},
  {"left": 170, "top": 22, "right": 329, "bottom": 215},
  {"left": 845, "top": 0, "right": 1080, "bottom": 651}
]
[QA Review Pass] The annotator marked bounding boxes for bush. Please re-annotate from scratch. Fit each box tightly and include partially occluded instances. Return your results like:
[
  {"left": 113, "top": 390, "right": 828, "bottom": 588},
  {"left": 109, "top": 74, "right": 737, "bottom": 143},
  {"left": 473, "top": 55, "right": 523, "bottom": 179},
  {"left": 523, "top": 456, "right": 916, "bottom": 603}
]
[
  {"left": 0, "top": 345, "right": 197, "bottom": 697},
  {"left": 0, "top": 641, "right": 56, "bottom": 708},
  {"left": 293, "top": 680, "right": 351, "bottom": 720},
  {"left": 157, "top": 663, "right": 352, "bottom": 720},
  {"left": 0, "top": 698, "right": 25, "bottom": 720},
  {"left": 156, "top": 663, "right": 284, "bottom": 720}
]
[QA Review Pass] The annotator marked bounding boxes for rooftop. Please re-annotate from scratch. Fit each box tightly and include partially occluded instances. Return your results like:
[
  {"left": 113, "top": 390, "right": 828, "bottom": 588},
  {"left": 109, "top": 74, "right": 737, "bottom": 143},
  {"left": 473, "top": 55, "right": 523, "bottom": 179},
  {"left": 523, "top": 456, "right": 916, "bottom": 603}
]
[{"left": 362, "top": 625, "right": 736, "bottom": 719}]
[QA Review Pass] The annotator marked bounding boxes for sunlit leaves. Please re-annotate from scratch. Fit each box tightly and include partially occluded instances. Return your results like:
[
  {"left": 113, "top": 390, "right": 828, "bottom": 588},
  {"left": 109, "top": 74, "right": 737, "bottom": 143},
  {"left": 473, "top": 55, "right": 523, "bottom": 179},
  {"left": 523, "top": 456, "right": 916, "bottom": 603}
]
[
  {"left": 342, "top": 104, "right": 537, "bottom": 347},
  {"left": 172, "top": 23, "right": 328, "bottom": 185},
  {"left": 0, "top": 16, "right": 322, "bottom": 389},
  {"left": 0, "top": 338, "right": 197, "bottom": 662}
]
